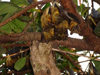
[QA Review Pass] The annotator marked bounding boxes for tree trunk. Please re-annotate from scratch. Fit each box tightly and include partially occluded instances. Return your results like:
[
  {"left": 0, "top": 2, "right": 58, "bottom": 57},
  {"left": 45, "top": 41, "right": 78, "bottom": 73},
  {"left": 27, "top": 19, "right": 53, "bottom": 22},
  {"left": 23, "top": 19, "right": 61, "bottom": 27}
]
[{"left": 30, "top": 41, "right": 61, "bottom": 75}]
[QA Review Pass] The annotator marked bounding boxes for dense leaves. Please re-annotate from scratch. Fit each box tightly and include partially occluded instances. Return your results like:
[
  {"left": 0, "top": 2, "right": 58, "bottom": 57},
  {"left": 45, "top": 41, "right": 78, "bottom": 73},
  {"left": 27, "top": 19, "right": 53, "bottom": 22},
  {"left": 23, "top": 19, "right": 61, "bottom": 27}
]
[
  {"left": 11, "top": 0, "right": 29, "bottom": 7},
  {"left": 0, "top": 19, "right": 27, "bottom": 33},
  {"left": 0, "top": 2, "right": 21, "bottom": 22}
]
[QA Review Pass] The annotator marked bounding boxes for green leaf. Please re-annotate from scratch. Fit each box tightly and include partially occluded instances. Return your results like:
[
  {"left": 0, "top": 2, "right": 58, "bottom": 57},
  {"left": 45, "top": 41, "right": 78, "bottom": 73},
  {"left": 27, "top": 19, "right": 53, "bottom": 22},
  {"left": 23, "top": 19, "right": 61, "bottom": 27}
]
[
  {"left": 42, "top": 3, "right": 51, "bottom": 11},
  {"left": 18, "top": 16, "right": 31, "bottom": 22},
  {"left": 83, "top": 0, "right": 88, "bottom": 3},
  {"left": 94, "top": 21, "right": 100, "bottom": 36},
  {"left": 0, "top": 2, "right": 21, "bottom": 22},
  {"left": 29, "top": 8, "right": 41, "bottom": 13},
  {"left": 58, "top": 47, "right": 79, "bottom": 70},
  {"left": 0, "top": 19, "right": 27, "bottom": 33},
  {"left": 81, "top": 7, "right": 89, "bottom": 17},
  {"left": 73, "top": 0, "right": 78, "bottom": 6},
  {"left": 80, "top": 4, "right": 85, "bottom": 13},
  {"left": 0, "top": 48, "right": 6, "bottom": 57},
  {"left": 14, "top": 57, "right": 26, "bottom": 71},
  {"left": 93, "top": 60, "right": 100, "bottom": 73},
  {"left": 35, "top": 12, "right": 42, "bottom": 32},
  {"left": 11, "top": 0, "right": 29, "bottom": 7},
  {"left": 0, "top": 58, "right": 6, "bottom": 65},
  {"left": 97, "top": 8, "right": 100, "bottom": 13},
  {"left": 77, "top": 4, "right": 89, "bottom": 17}
]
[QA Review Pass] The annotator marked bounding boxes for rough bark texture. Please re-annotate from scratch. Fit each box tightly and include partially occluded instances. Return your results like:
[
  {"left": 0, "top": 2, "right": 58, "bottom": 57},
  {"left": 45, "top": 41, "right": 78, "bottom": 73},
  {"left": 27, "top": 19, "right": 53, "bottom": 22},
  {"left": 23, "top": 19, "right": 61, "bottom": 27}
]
[
  {"left": 51, "top": 38, "right": 93, "bottom": 51},
  {"left": 0, "top": 32, "right": 41, "bottom": 43},
  {"left": 30, "top": 41, "right": 61, "bottom": 75}
]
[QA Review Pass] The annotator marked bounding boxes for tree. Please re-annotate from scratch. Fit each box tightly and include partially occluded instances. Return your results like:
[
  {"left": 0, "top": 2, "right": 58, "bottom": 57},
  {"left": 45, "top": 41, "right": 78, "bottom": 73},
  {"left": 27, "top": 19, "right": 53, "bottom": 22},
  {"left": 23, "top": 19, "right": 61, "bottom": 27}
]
[{"left": 0, "top": 0, "right": 100, "bottom": 75}]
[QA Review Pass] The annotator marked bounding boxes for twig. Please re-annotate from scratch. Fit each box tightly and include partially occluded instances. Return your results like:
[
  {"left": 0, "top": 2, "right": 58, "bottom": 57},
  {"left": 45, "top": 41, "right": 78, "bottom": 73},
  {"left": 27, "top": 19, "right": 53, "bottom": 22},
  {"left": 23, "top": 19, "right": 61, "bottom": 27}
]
[
  {"left": 3, "top": 43, "right": 31, "bottom": 49},
  {"left": 22, "top": 20, "right": 33, "bottom": 33},
  {"left": 52, "top": 48, "right": 100, "bottom": 61},
  {"left": 0, "top": 0, "right": 52, "bottom": 27},
  {"left": 4, "top": 48, "right": 29, "bottom": 58},
  {"left": 78, "top": 60, "right": 90, "bottom": 63},
  {"left": 60, "top": 52, "right": 83, "bottom": 72},
  {"left": 7, "top": 69, "right": 32, "bottom": 74}
]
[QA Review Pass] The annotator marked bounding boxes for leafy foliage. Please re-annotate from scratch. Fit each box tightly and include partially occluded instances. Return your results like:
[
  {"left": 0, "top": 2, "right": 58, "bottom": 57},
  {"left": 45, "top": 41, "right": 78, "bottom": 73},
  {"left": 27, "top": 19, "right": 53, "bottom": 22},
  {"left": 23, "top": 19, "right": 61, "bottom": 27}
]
[
  {"left": 11, "top": 0, "right": 29, "bottom": 7},
  {"left": 14, "top": 57, "right": 26, "bottom": 71},
  {"left": 55, "top": 47, "right": 79, "bottom": 72},
  {"left": 0, "top": 58, "right": 6, "bottom": 65},
  {"left": 0, "top": 2, "right": 21, "bottom": 22},
  {"left": 77, "top": 4, "right": 89, "bottom": 17},
  {"left": 0, "top": 19, "right": 27, "bottom": 33},
  {"left": 93, "top": 60, "right": 100, "bottom": 73}
]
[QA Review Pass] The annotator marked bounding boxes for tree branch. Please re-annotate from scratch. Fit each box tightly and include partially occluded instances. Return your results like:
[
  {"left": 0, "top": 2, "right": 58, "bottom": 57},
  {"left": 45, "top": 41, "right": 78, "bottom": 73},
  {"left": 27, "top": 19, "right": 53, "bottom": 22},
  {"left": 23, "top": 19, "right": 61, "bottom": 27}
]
[
  {"left": 52, "top": 48, "right": 100, "bottom": 61},
  {"left": 0, "top": 0, "right": 52, "bottom": 27},
  {"left": 51, "top": 38, "right": 94, "bottom": 51},
  {"left": 60, "top": 0, "right": 100, "bottom": 52},
  {"left": 0, "top": 32, "right": 41, "bottom": 43},
  {"left": 0, "top": 32, "right": 94, "bottom": 52}
]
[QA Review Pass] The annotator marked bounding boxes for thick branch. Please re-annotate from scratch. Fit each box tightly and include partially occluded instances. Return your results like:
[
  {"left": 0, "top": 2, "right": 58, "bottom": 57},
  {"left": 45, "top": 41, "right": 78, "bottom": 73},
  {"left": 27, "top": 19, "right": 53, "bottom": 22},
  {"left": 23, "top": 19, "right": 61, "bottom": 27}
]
[
  {"left": 0, "top": 32, "right": 41, "bottom": 43},
  {"left": 0, "top": 32, "right": 94, "bottom": 52},
  {"left": 60, "top": 0, "right": 100, "bottom": 52},
  {"left": 51, "top": 38, "right": 93, "bottom": 51}
]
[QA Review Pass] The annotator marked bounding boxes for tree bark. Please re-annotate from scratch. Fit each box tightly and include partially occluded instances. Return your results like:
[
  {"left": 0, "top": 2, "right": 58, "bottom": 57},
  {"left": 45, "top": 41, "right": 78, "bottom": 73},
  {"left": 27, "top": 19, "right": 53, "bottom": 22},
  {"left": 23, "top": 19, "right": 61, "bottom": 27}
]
[{"left": 30, "top": 41, "right": 61, "bottom": 75}]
